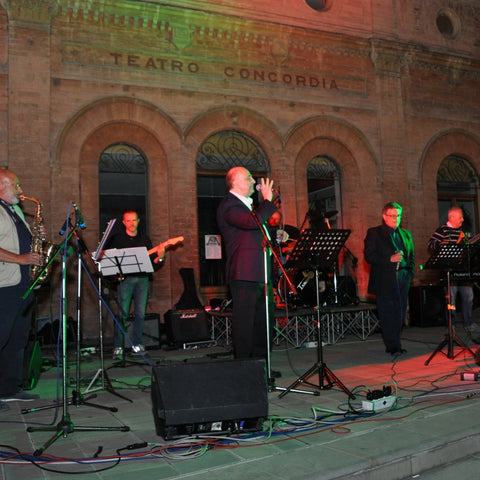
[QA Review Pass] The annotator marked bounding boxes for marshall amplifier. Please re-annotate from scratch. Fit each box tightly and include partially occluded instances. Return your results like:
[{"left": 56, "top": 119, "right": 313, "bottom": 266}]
[{"left": 164, "top": 309, "right": 210, "bottom": 345}]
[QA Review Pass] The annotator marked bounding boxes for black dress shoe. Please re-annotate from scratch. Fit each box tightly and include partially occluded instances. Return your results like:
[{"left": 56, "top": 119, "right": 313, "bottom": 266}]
[
  {"left": 391, "top": 348, "right": 407, "bottom": 355},
  {"left": 270, "top": 370, "right": 282, "bottom": 379}
]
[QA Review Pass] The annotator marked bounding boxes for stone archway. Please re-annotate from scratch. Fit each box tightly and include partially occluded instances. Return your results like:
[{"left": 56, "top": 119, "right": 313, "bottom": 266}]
[
  {"left": 419, "top": 129, "right": 480, "bottom": 244},
  {"left": 284, "top": 116, "right": 379, "bottom": 298},
  {"left": 50, "top": 97, "right": 182, "bottom": 339}
]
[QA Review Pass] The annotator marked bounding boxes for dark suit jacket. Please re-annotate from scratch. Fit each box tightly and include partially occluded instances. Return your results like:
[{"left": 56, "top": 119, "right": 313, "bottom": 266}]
[
  {"left": 217, "top": 192, "right": 277, "bottom": 284},
  {"left": 364, "top": 223, "right": 415, "bottom": 296}
]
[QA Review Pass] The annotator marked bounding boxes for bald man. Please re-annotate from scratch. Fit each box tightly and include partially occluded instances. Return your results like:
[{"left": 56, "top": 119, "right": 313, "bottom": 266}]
[
  {"left": 217, "top": 167, "right": 278, "bottom": 363},
  {"left": 428, "top": 206, "right": 477, "bottom": 334},
  {"left": 0, "top": 169, "right": 41, "bottom": 408}
]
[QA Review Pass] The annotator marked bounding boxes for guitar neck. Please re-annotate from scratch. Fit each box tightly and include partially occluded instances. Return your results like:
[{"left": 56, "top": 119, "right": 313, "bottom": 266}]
[{"left": 148, "top": 236, "right": 184, "bottom": 255}]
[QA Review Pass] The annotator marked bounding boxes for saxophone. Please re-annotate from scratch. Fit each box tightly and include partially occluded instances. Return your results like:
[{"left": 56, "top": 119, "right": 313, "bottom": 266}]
[{"left": 20, "top": 195, "right": 55, "bottom": 283}]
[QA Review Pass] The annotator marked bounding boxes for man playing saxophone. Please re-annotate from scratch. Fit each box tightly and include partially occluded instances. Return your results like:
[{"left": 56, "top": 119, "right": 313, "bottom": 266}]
[{"left": 0, "top": 168, "right": 42, "bottom": 411}]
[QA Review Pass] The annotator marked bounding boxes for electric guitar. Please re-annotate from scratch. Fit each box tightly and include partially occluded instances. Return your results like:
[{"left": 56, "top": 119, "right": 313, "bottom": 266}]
[
  {"left": 148, "top": 236, "right": 184, "bottom": 263},
  {"left": 112, "top": 236, "right": 184, "bottom": 283}
]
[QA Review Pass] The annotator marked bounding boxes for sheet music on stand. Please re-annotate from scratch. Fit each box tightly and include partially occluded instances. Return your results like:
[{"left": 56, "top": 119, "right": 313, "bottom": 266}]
[
  {"left": 93, "top": 219, "right": 117, "bottom": 262},
  {"left": 286, "top": 229, "right": 351, "bottom": 270},
  {"left": 99, "top": 247, "right": 154, "bottom": 276},
  {"left": 423, "top": 242, "right": 466, "bottom": 271}
]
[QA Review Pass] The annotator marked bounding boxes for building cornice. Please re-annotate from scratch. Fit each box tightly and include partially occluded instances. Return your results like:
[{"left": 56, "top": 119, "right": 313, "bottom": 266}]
[{"left": 0, "top": 0, "right": 58, "bottom": 31}]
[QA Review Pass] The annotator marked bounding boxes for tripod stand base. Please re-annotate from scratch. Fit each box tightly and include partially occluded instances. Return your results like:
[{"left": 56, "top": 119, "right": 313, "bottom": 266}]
[
  {"left": 27, "top": 414, "right": 130, "bottom": 457},
  {"left": 425, "top": 331, "right": 476, "bottom": 365},
  {"left": 21, "top": 389, "right": 121, "bottom": 415},
  {"left": 278, "top": 361, "right": 355, "bottom": 399},
  {"left": 83, "top": 367, "right": 133, "bottom": 403}
]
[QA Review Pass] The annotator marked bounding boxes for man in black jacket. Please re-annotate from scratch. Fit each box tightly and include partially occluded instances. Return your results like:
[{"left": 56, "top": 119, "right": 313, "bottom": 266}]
[
  {"left": 217, "top": 167, "right": 278, "bottom": 360},
  {"left": 364, "top": 202, "right": 415, "bottom": 355}
]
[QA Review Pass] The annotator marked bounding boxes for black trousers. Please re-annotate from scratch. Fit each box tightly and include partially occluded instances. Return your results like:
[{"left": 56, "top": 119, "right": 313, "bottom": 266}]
[
  {"left": 230, "top": 280, "right": 274, "bottom": 360},
  {"left": 375, "top": 272, "right": 410, "bottom": 352},
  {"left": 0, "top": 286, "right": 34, "bottom": 396}
]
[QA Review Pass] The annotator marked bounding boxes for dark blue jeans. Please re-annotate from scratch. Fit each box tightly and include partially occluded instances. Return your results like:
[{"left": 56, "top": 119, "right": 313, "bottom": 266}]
[
  {"left": 450, "top": 285, "right": 474, "bottom": 326},
  {"left": 114, "top": 275, "right": 149, "bottom": 348}
]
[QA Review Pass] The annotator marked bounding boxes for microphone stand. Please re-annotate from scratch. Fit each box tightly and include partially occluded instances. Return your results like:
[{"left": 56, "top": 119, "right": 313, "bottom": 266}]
[
  {"left": 250, "top": 208, "right": 297, "bottom": 390},
  {"left": 24, "top": 209, "right": 129, "bottom": 457}
]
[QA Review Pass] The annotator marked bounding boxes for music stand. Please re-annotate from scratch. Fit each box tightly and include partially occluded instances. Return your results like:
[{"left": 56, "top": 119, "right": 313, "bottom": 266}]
[
  {"left": 25, "top": 215, "right": 129, "bottom": 457},
  {"left": 278, "top": 229, "right": 355, "bottom": 399},
  {"left": 424, "top": 242, "right": 476, "bottom": 365},
  {"left": 99, "top": 247, "right": 154, "bottom": 277},
  {"left": 82, "top": 220, "right": 132, "bottom": 401}
]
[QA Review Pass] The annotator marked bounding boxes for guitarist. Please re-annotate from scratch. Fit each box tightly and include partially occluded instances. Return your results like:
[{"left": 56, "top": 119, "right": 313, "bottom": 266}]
[{"left": 105, "top": 210, "right": 166, "bottom": 359}]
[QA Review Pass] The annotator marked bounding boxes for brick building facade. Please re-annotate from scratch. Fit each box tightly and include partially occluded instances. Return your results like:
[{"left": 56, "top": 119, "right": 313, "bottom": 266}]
[{"left": 1, "top": 0, "right": 479, "bottom": 341}]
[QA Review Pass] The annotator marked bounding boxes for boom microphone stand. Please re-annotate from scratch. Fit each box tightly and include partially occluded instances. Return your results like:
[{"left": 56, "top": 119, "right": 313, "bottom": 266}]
[
  {"left": 278, "top": 229, "right": 355, "bottom": 399},
  {"left": 250, "top": 209, "right": 297, "bottom": 389},
  {"left": 24, "top": 205, "right": 129, "bottom": 457}
]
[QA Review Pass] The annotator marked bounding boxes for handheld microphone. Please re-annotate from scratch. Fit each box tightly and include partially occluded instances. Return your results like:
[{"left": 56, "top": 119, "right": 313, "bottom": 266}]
[
  {"left": 73, "top": 202, "right": 86, "bottom": 229},
  {"left": 256, "top": 184, "right": 279, "bottom": 194}
]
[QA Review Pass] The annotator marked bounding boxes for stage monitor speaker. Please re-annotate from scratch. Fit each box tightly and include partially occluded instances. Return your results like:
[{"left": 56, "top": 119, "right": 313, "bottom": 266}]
[
  {"left": 164, "top": 309, "right": 210, "bottom": 344},
  {"left": 409, "top": 286, "right": 445, "bottom": 327},
  {"left": 151, "top": 358, "right": 268, "bottom": 440}
]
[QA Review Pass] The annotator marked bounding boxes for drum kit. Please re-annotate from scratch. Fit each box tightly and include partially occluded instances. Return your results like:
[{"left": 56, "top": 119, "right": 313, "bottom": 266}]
[{"left": 273, "top": 210, "right": 359, "bottom": 309}]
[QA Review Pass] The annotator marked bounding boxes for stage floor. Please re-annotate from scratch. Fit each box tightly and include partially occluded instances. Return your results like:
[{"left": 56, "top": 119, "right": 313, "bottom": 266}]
[{"left": 1, "top": 323, "right": 480, "bottom": 479}]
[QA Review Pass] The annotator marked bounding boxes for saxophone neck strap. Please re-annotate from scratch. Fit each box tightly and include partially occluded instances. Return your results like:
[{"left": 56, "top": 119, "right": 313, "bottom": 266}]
[{"left": 0, "top": 198, "right": 32, "bottom": 236}]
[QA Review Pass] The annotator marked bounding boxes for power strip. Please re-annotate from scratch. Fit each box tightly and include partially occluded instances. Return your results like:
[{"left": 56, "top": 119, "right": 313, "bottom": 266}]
[{"left": 362, "top": 395, "right": 396, "bottom": 412}]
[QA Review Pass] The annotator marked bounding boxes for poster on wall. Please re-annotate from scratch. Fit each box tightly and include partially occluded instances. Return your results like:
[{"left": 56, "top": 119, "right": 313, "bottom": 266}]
[{"left": 205, "top": 235, "right": 222, "bottom": 259}]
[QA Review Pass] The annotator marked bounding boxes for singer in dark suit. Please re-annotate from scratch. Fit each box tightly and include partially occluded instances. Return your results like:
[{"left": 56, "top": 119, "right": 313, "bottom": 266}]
[
  {"left": 364, "top": 202, "right": 415, "bottom": 355},
  {"left": 217, "top": 167, "right": 278, "bottom": 360}
]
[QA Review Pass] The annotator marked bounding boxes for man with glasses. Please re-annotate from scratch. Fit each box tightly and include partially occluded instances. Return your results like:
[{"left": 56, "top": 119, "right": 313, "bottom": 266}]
[
  {"left": 364, "top": 202, "right": 415, "bottom": 355},
  {"left": 0, "top": 169, "right": 41, "bottom": 411},
  {"left": 428, "top": 206, "right": 477, "bottom": 335}
]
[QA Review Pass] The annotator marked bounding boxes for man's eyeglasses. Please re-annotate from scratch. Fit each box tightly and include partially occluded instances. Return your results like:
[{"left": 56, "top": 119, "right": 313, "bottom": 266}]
[{"left": 385, "top": 214, "right": 402, "bottom": 218}]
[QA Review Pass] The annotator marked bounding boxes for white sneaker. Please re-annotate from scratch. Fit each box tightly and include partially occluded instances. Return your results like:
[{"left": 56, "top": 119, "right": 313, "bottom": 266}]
[
  {"left": 113, "top": 347, "right": 123, "bottom": 360},
  {"left": 131, "top": 344, "right": 146, "bottom": 355}
]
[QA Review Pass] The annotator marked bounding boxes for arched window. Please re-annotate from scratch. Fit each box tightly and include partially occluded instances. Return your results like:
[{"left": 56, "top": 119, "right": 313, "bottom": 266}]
[
  {"left": 98, "top": 143, "right": 149, "bottom": 236},
  {"left": 436, "top": 155, "right": 479, "bottom": 234},
  {"left": 307, "top": 155, "right": 342, "bottom": 230},
  {"left": 196, "top": 130, "right": 269, "bottom": 288}
]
